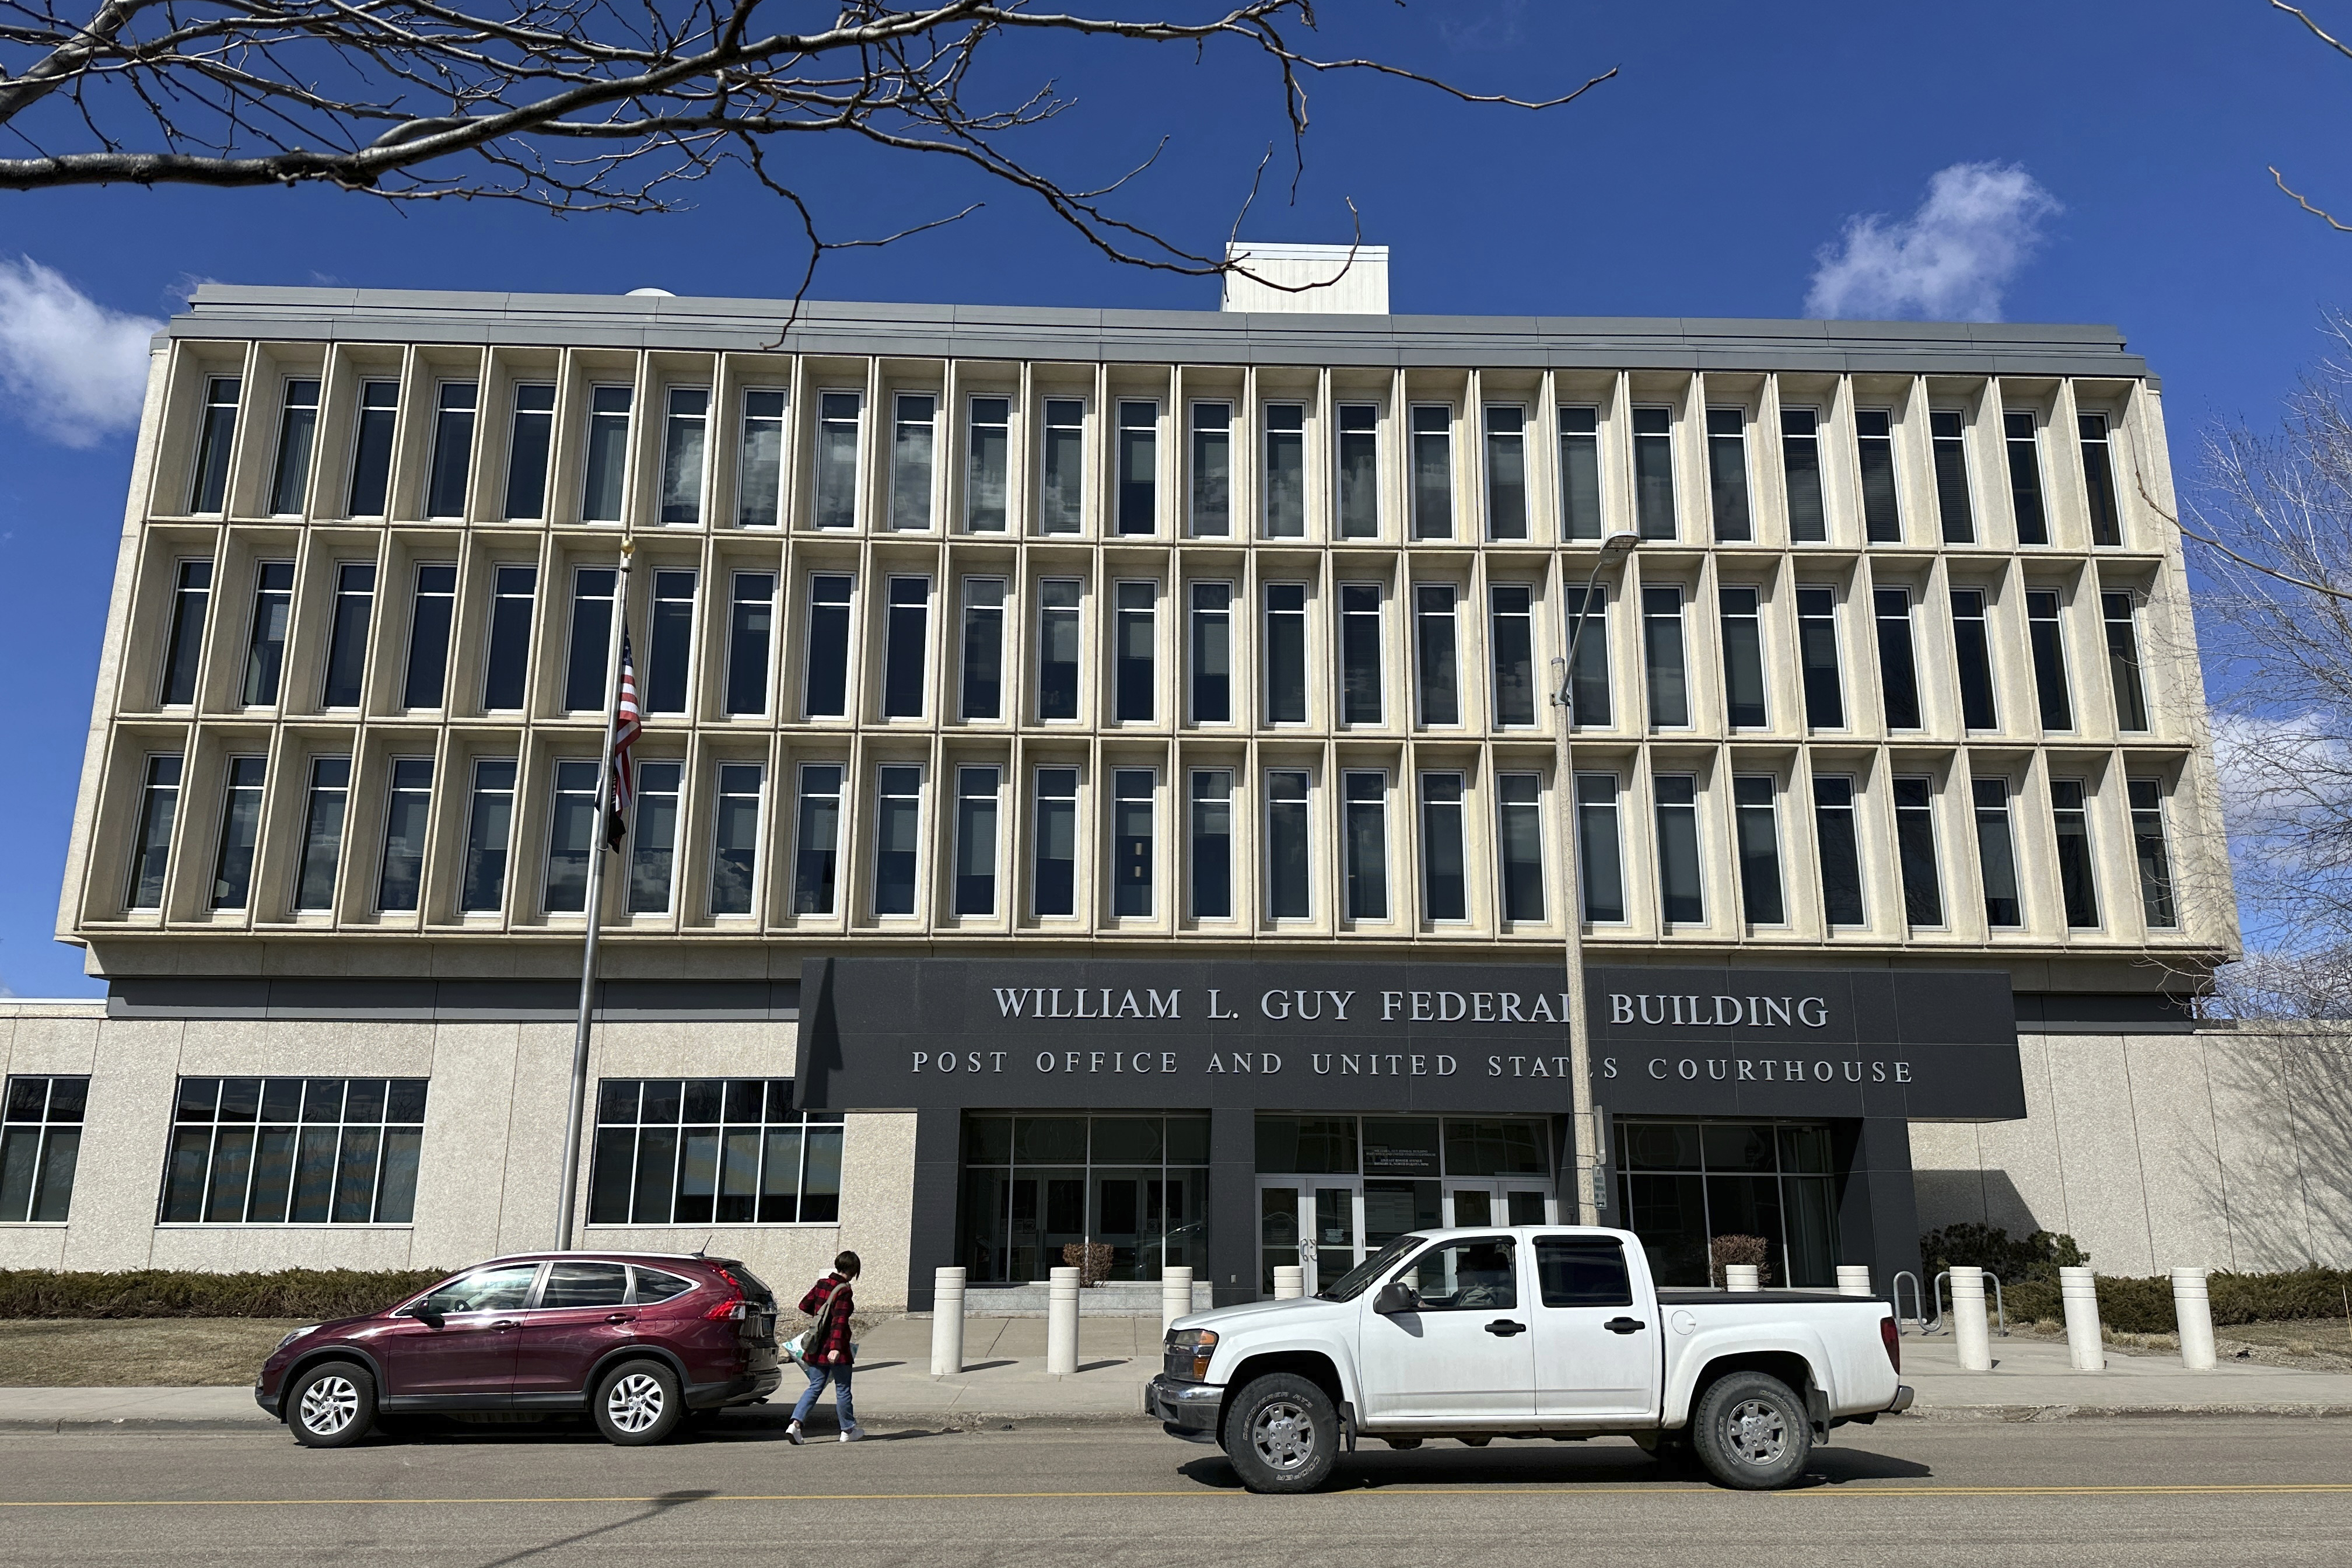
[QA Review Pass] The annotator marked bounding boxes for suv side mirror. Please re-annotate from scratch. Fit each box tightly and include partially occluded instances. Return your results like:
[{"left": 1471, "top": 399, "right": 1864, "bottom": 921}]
[
  {"left": 411, "top": 1304, "right": 445, "bottom": 1329},
  {"left": 1373, "top": 1279, "right": 1419, "bottom": 1317}
]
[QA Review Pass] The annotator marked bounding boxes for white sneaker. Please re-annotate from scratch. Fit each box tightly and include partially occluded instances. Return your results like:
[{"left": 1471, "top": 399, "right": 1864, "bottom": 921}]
[
  {"left": 839, "top": 1422, "right": 866, "bottom": 1443},
  {"left": 784, "top": 1420, "right": 804, "bottom": 1446}
]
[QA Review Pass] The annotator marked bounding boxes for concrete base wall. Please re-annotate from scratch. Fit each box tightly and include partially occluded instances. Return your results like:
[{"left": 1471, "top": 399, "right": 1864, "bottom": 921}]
[{"left": 1909, "top": 1027, "right": 2352, "bottom": 1274}]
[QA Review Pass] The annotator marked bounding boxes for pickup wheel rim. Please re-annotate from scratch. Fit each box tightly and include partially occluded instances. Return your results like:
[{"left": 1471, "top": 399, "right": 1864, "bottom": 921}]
[
  {"left": 1250, "top": 1398, "right": 1317, "bottom": 1471},
  {"left": 299, "top": 1375, "right": 359, "bottom": 1436},
  {"left": 1723, "top": 1396, "right": 1787, "bottom": 1465},
  {"left": 606, "top": 1373, "right": 666, "bottom": 1433}
]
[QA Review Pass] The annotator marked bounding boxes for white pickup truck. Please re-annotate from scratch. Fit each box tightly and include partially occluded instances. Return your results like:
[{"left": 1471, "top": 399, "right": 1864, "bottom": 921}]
[{"left": 1144, "top": 1224, "right": 1912, "bottom": 1492}]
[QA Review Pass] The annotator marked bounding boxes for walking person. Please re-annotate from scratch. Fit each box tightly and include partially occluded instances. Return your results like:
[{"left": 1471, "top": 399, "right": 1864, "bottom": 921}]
[{"left": 786, "top": 1250, "right": 863, "bottom": 1444}]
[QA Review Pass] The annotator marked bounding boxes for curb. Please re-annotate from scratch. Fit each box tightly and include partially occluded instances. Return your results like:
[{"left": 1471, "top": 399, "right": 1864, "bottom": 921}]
[
  {"left": 0, "top": 1409, "right": 1163, "bottom": 1435},
  {"left": 1898, "top": 1402, "right": 2352, "bottom": 1422}
]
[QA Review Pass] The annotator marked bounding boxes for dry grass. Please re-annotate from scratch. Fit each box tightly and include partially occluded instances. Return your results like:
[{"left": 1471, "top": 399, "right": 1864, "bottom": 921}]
[
  {"left": 0, "top": 1318, "right": 307, "bottom": 1386},
  {"left": 2012, "top": 1315, "right": 2352, "bottom": 1374}
]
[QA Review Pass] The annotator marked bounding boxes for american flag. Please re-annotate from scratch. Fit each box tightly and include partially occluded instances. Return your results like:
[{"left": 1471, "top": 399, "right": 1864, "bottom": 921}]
[{"left": 606, "top": 632, "right": 640, "bottom": 850}]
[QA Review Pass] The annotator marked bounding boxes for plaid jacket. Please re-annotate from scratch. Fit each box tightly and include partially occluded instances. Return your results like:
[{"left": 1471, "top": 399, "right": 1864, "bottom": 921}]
[{"left": 797, "top": 1274, "right": 855, "bottom": 1366}]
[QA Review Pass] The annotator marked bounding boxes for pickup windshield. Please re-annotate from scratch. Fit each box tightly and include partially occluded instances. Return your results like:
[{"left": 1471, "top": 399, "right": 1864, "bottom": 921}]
[{"left": 1318, "top": 1234, "right": 1426, "bottom": 1301}]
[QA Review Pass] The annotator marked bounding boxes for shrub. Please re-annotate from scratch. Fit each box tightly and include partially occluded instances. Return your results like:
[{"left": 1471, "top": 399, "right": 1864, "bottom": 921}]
[
  {"left": 1708, "top": 1234, "right": 1772, "bottom": 1289},
  {"left": 0, "top": 1268, "right": 450, "bottom": 1320},
  {"left": 1920, "top": 1223, "right": 2088, "bottom": 1284},
  {"left": 1060, "top": 1243, "right": 1115, "bottom": 1288},
  {"left": 1913, "top": 1245, "right": 2352, "bottom": 1335}
]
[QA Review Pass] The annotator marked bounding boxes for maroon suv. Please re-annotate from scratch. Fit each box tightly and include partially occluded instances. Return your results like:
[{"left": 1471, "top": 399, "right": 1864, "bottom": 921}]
[{"left": 256, "top": 1252, "right": 781, "bottom": 1447}]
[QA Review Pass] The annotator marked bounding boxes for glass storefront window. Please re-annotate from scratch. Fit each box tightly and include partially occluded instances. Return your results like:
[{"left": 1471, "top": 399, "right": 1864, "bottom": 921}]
[
  {"left": 960, "top": 1112, "right": 1208, "bottom": 1283},
  {"left": 1618, "top": 1118, "right": 1838, "bottom": 1289}
]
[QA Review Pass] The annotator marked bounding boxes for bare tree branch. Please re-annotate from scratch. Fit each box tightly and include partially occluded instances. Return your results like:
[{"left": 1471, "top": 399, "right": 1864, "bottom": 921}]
[{"left": 2271, "top": 163, "right": 2352, "bottom": 234}]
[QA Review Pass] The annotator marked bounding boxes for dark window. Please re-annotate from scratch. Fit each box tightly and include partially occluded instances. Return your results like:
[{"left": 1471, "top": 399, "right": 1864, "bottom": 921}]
[
  {"left": 1420, "top": 773, "right": 1467, "bottom": 923},
  {"left": 1339, "top": 584, "right": 1382, "bottom": 724},
  {"left": 295, "top": 756, "right": 350, "bottom": 912},
  {"left": 1115, "top": 581, "right": 1155, "bottom": 722},
  {"left": 803, "top": 574, "right": 852, "bottom": 719},
  {"left": 1410, "top": 404, "right": 1452, "bottom": 540},
  {"left": 2004, "top": 411, "right": 2048, "bottom": 544},
  {"left": 1617, "top": 1119, "right": 1839, "bottom": 1288},
  {"left": 961, "top": 578, "right": 1005, "bottom": 720},
  {"left": 1485, "top": 405, "right": 1528, "bottom": 540},
  {"left": 1706, "top": 407, "right": 1751, "bottom": 542},
  {"left": 737, "top": 389, "right": 786, "bottom": 527},
  {"left": 190, "top": 376, "right": 239, "bottom": 514},
  {"left": 541, "top": 1261, "right": 629, "bottom": 1310},
  {"left": 1536, "top": 1236, "right": 1633, "bottom": 1308},
  {"left": 1190, "top": 771, "right": 1233, "bottom": 920},
  {"left": 1563, "top": 585, "right": 1611, "bottom": 728},
  {"left": 428, "top": 382, "right": 477, "bottom": 519},
  {"left": 2052, "top": 779, "right": 2099, "bottom": 928},
  {"left": 2080, "top": 414, "right": 2123, "bottom": 546},
  {"left": 1782, "top": 408, "right": 1825, "bottom": 542},
  {"left": 588, "top": 1078, "right": 838, "bottom": 1225},
  {"left": 1264, "top": 402, "right": 1306, "bottom": 538},
  {"left": 1490, "top": 584, "right": 1536, "bottom": 726},
  {"left": 883, "top": 576, "right": 929, "bottom": 719},
  {"left": 725, "top": 572, "right": 774, "bottom": 716},
  {"left": 348, "top": 379, "right": 398, "bottom": 516},
  {"left": 460, "top": 758, "right": 514, "bottom": 913},
  {"left": 790, "top": 764, "right": 842, "bottom": 916},
  {"left": 1633, "top": 406, "right": 1676, "bottom": 539},
  {"left": 1502, "top": 772, "right": 1551, "bottom": 922},
  {"left": 1654, "top": 774, "right": 1703, "bottom": 926},
  {"left": 954, "top": 766, "right": 1000, "bottom": 917},
  {"left": 1116, "top": 400, "right": 1156, "bottom": 535},
  {"left": 1951, "top": 588, "right": 1997, "bottom": 729},
  {"left": 1795, "top": 587, "right": 1843, "bottom": 728},
  {"left": 2027, "top": 589, "right": 2073, "bottom": 730},
  {"left": 891, "top": 393, "right": 935, "bottom": 531},
  {"left": 814, "top": 391, "right": 860, "bottom": 530},
  {"left": 582, "top": 385, "right": 632, "bottom": 523},
  {"left": 543, "top": 759, "right": 599, "bottom": 914},
  {"left": 402, "top": 562, "right": 456, "bottom": 709},
  {"left": 1113, "top": 769, "right": 1155, "bottom": 918},
  {"left": 271, "top": 379, "right": 319, "bottom": 515},
  {"left": 1, "top": 1075, "right": 86, "bottom": 1223},
  {"left": 1399, "top": 1236, "right": 1517, "bottom": 1312},
  {"left": 2102, "top": 592, "right": 2150, "bottom": 732},
  {"left": 1342, "top": 772, "right": 1387, "bottom": 922},
  {"left": 646, "top": 568, "right": 694, "bottom": 715},
  {"left": 320, "top": 562, "right": 376, "bottom": 709},
  {"left": 503, "top": 382, "right": 555, "bottom": 520},
  {"left": 1874, "top": 588, "right": 1921, "bottom": 729},
  {"left": 1813, "top": 776, "right": 1865, "bottom": 925},
  {"left": 1189, "top": 582, "right": 1231, "bottom": 723},
  {"left": 1973, "top": 778, "right": 2022, "bottom": 928},
  {"left": 1931, "top": 408, "right": 1973, "bottom": 542},
  {"left": 1191, "top": 402, "right": 1232, "bottom": 537},
  {"left": 1034, "top": 767, "right": 1079, "bottom": 917},
  {"left": 1642, "top": 586, "right": 1688, "bottom": 729},
  {"left": 1338, "top": 404, "right": 1380, "bottom": 538},
  {"left": 1559, "top": 405, "right": 1603, "bottom": 541},
  {"left": 629, "top": 761, "right": 684, "bottom": 914},
  {"left": 211, "top": 755, "right": 266, "bottom": 911},
  {"left": 1039, "top": 398, "right": 1084, "bottom": 534},
  {"left": 127, "top": 755, "right": 181, "bottom": 910},
  {"left": 1894, "top": 776, "right": 1943, "bottom": 926},
  {"left": 1718, "top": 586, "right": 1767, "bottom": 728},
  {"left": 160, "top": 559, "right": 212, "bottom": 706},
  {"left": 1265, "top": 583, "right": 1308, "bottom": 723},
  {"left": 2129, "top": 779, "right": 2177, "bottom": 928},
  {"left": 660, "top": 387, "right": 708, "bottom": 526},
  {"left": 243, "top": 561, "right": 293, "bottom": 705},
  {"left": 710, "top": 763, "right": 762, "bottom": 916},
  {"left": 966, "top": 396, "right": 1009, "bottom": 533},
  {"left": 1856, "top": 409, "right": 1900, "bottom": 542},
  {"left": 1265, "top": 771, "right": 1311, "bottom": 921},
  {"left": 1733, "top": 774, "right": 1783, "bottom": 925},
  {"left": 160, "top": 1076, "right": 426, "bottom": 1226},
  {"left": 872, "top": 765, "right": 921, "bottom": 916},
  {"left": 564, "top": 566, "right": 615, "bottom": 713},
  {"left": 482, "top": 564, "right": 535, "bottom": 712},
  {"left": 377, "top": 757, "right": 432, "bottom": 914},
  {"left": 1037, "top": 579, "right": 1082, "bottom": 720},
  {"left": 1414, "top": 583, "right": 1460, "bottom": 726}
]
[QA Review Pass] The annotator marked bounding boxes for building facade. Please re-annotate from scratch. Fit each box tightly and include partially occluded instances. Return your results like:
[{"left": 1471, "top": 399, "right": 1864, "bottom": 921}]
[{"left": 10, "top": 275, "right": 2316, "bottom": 1310}]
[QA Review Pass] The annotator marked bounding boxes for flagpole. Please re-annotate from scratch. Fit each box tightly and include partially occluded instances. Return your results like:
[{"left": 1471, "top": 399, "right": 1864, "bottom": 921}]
[{"left": 555, "top": 536, "right": 634, "bottom": 1251}]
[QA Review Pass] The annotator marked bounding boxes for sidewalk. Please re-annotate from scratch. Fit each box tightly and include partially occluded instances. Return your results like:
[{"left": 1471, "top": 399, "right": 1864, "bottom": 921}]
[{"left": 4, "top": 1317, "right": 2350, "bottom": 1433}]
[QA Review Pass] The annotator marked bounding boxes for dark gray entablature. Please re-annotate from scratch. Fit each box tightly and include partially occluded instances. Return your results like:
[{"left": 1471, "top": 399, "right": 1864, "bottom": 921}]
[{"left": 166, "top": 285, "right": 2149, "bottom": 379}]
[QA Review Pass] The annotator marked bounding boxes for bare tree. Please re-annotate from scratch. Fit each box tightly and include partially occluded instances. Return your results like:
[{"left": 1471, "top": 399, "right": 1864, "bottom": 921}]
[
  {"left": 2273, "top": 1, "right": 2352, "bottom": 230},
  {"left": 0, "top": 1, "right": 1611, "bottom": 292}
]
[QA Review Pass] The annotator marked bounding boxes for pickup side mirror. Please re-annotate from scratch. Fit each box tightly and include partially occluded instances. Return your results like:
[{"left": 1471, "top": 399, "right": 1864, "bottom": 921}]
[
  {"left": 1372, "top": 1279, "right": 1419, "bottom": 1317},
  {"left": 410, "top": 1304, "right": 446, "bottom": 1329}
]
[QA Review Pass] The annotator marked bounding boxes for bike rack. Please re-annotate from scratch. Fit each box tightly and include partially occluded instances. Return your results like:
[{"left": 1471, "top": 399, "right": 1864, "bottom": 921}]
[
  {"left": 1892, "top": 1270, "right": 1934, "bottom": 1335},
  {"left": 1930, "top": 1270, "right": 2009, "bottom": 1337}
]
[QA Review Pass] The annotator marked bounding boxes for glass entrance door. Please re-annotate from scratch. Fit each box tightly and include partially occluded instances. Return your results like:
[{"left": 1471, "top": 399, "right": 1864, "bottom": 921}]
[
  {"left": 1259, "top": 1180, "right": 1363, "bottom": 1295},
  {"left": 1305, "top": 1185, "right": 1359, "bottom": 1294},
  {"left": 1444, "top": 1181, "right": 1553, "bottom": 1228}
]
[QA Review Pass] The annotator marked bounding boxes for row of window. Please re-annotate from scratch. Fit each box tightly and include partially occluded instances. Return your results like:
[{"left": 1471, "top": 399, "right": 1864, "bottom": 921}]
[
  {"left": 183, "top": 372, "right": 2134, "bottom": 548},
  {"left": 150, "top": 552, "right": 2157, "bottom": 737},
  {"left": 1, "top": 1074, "right": 841, "bottom": 1228},
  {"left": 123, "top": 747, "right": 2183, "bottom": 934}
]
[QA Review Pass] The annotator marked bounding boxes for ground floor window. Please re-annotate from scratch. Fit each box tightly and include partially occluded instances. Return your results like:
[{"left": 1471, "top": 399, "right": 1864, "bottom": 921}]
[
  {"left": 1256, "top": 1114, "right": 1555, "bottom": 1295},
  {"left": 2, "top": 1075, "right": 86, "bottom": 1222},
  {"left": 589, "top": 1078, "right": 839, "bottom": 1226},
  {"left": 160, "top": 1077, "right": 425, "bottom": 1224},
  {"left": 1616, "top": 1119, "right": 1837, "bottom": 1289},
  {"left": 960, "top": 1113, "right": 1209, "bottom": 1283}
]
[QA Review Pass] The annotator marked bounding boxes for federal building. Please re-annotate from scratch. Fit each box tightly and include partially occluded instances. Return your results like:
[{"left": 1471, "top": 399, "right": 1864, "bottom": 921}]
[{"left": 8, "top": 249, "right": 2343, "bottom": 1309}]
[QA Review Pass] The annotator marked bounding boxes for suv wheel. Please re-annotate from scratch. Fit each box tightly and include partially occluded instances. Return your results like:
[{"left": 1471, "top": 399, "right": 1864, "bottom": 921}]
[
  {"left": 593, "top": 1359, "right": 685, "bottom": 1447},
  {"left": 287, "top": 1361, "right": 376, "bottom": 1449},
  {"left": 1689, "top": 1370, "right": 1812, "bottom": 1490},
  {"left": 1220, "top": 1373, "right": 1339, "bottom": 1494}
]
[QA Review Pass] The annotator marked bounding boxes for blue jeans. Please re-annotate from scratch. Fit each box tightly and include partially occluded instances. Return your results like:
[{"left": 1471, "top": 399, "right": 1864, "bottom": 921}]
[{"left": 792, "top": 1360, "right": 854, "bottom": 1427}]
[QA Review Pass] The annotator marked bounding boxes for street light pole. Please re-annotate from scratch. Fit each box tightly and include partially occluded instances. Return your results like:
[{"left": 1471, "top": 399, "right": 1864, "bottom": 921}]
[{"left": 1553, "top": 530, "right": 1640, "bottom": 1225}]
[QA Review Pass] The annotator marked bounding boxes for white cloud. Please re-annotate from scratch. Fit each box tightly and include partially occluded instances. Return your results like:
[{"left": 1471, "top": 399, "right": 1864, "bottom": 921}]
[
  {"left": 1804, "top": 162, "right": 2060, "bottom": 323},
  {"left": 0, "top": 256, "right": 162, "bottom": 447}
]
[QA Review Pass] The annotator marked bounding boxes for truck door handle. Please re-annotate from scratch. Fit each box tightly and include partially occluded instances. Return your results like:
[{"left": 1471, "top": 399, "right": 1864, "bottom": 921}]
[
  {"left": 1485, "top": 1320, "right": 1527, "bottom": 1338},
  {"left": 1604, "top": 1317, "right": 1647, "bottom": 1335}
]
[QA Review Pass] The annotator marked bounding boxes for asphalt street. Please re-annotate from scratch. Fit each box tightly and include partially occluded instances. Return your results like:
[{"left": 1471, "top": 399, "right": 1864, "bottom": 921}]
[{"left": 2, "top": 1417, "right": 2348, "bottom": 1566}]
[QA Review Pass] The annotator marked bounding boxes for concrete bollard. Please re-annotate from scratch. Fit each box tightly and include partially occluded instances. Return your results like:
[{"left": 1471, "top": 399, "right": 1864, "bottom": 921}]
[
  {"left": 1950, "top": 1265, "right": 1993, "bottom": 1371},
  {"left": 929, "top": 1266, "right": 966, "bottom": 1377},
  {"left": 1161, "top": 1266, "right": 1195, "bottom": 1334},
  {"left": 2060, "top": 1266, "right": 2102, "bottom": 1371},
  {"left": 1273, "top": 1265, "right": 1305, "bottom": 1300},
  {"left": 1836, "top": 1265, "right": 1872, "bottom": 1297},
  {"left": 2172, "top": 1266, "right": 2217, "bottom": 1371},
  {"left": 1046, "top": 1266, "right": 1080, "bottom": 1376},
  {"left": 1724, "top": 1264, "right": 1760, "bottom": 1292}
]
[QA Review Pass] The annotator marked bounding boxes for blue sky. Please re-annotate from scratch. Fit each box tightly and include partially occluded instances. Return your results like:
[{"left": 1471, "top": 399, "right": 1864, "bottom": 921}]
[{"left": 2, "top": 2, "right": 2348, "bottom": 995}]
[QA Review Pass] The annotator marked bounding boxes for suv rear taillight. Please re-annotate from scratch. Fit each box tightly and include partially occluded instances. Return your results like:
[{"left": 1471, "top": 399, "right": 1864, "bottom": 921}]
[
  {"left": 705, "top": 1295, "right": 746, "bottom": 1321},
  {"left": 1880, "top": 1314, "right": 1900, "bottom": 1374}
]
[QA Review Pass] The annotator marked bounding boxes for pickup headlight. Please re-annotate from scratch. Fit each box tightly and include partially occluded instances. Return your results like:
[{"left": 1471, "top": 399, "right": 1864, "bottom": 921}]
[
  {"left": 1166, "top": 1328, "right": 1219, "bottom": 1382},
  {"left": 275, "top": 1326, "right": 317, "bottom": 1350}
]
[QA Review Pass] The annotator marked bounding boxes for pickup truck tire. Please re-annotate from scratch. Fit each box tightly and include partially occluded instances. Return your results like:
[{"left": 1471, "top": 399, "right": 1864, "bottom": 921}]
[
  {"left": 1220, "top": 1373, "right": 1340, "bottom": 1493},
  {"left": 1689, "top": 1371, "right": 1812, "bottom": 1491}
]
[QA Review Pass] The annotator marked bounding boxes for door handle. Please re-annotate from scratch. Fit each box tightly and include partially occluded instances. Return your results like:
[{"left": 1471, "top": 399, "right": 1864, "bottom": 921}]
[
  {"left": 1604, "top": 1317, "right": 1647, "bottom": 1335},
  {"left": 492, "top": 1320, "right": 517, "bottom": 1331},
  {"left": 1484, "top": 1320, "right": 1527, "bottom": 1337},
  {"left": 605, "top": 1314, "right": 636, "bottom": 1324}
]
